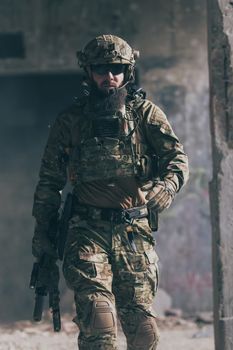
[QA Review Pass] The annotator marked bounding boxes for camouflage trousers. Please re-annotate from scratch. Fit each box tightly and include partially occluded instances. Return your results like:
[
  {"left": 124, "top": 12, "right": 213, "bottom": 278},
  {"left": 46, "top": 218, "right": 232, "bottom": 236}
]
[{"left": 63, "top": 215, "right": 159, "bottom": 350}]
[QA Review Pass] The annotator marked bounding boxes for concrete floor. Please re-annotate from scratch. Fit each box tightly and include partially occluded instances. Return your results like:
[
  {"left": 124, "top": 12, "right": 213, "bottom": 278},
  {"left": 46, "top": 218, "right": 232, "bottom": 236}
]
[{"left": 0, "top": 322, "right": 214, "bottom": 350}]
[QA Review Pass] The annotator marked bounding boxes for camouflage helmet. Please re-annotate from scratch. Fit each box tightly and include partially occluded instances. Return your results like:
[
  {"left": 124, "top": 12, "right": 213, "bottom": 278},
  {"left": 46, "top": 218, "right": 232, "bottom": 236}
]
[{"left": 77, "top": 34, "right": 139, "bottom": 82}]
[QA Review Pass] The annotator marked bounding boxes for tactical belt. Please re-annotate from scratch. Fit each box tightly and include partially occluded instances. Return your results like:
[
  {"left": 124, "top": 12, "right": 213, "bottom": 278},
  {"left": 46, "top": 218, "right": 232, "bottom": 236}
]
[{"left": 75, "top": 204, "right": 148, "bottom": 224}]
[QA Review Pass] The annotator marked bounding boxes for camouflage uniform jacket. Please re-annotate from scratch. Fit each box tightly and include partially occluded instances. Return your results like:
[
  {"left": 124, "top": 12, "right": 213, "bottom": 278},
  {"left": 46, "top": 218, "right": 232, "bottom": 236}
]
[{"left": 32, "top": 96, "right": 189, "bottom": 224}]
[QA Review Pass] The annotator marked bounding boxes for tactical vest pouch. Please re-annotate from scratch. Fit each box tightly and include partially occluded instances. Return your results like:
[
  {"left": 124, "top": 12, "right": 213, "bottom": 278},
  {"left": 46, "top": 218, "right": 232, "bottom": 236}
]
[
  {"left": 92, "top": 116, "right": 120, "bottom": 138},
  {"left": 136, "top": 153, "right": 159, "bottom": 183},
  {"left": 69, "top": 137, "right": 137, "bottom": 183}
]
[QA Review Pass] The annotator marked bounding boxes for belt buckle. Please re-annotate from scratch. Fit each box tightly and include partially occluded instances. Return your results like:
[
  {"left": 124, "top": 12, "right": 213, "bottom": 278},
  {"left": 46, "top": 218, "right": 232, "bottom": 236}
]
[{"left": 122, "top": 210, "right": 133, "bottom": 225}]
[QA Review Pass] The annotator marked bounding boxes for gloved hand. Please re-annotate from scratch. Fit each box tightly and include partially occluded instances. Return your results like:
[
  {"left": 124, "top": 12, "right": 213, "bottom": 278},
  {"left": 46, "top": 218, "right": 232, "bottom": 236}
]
[
  {"left": 141, "top": 179, "right": 176, "bottom": 212},
  {"left": 32, "top": 221, "right": 58, "bottom": 259}
]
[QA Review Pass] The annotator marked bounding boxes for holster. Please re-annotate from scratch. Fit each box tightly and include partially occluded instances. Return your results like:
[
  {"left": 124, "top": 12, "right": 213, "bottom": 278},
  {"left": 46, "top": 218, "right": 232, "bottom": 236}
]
[{"left": 148, "top": 208, "right": 158, "bottom": 231}]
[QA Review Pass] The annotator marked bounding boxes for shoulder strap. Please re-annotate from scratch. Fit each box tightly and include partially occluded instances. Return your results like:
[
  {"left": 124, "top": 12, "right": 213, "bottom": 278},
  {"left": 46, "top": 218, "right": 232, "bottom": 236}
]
[{"left": 67, "top": 97, "right": 92, "bottom": 146}]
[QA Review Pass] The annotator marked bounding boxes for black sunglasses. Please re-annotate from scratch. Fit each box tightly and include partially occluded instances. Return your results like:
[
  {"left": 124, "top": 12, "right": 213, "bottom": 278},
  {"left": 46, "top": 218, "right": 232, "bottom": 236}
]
[{"left": 91, "top": 64, "right": 126, "bottom": 76}]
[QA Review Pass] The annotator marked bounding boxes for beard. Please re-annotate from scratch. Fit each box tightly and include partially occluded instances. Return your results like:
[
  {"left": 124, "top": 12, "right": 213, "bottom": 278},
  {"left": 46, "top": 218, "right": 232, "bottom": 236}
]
[
  {"left": 89, "top": 83, "right": 127, "bottom": 113},
  {"left": 88, "top": 83, "right": 128, "bottom": 139}
]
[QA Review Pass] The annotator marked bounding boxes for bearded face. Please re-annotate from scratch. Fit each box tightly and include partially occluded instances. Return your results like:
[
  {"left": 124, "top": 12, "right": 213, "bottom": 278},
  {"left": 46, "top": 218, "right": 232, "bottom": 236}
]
[{"left": 89, "top": 83, "right": 128, "bottom": 113}]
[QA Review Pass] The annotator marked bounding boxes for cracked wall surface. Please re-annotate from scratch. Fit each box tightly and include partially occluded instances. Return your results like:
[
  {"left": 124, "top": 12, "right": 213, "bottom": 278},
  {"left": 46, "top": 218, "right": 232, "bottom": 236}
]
[{"left": 208, "top": 0, "right": 233, "bottom": 348}]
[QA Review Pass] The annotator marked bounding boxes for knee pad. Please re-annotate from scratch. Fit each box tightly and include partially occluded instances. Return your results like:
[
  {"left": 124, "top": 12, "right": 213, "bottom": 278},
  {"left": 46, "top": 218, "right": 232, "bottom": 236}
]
[
  {"left": 90, "top": 296, "right": 117, "bottom": 335},
  {"left": 133, "top": 316, "right": 159, "bottom": 349}
]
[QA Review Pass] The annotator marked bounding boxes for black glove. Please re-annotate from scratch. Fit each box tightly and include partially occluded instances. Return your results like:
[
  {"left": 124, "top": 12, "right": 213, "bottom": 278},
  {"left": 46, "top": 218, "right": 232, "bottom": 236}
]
[
  {"left": 32, "top": 221, "right": 58, "bottom": 259},
  {"left": 141, "top": 179, "right": 176, "bottom": 212}
]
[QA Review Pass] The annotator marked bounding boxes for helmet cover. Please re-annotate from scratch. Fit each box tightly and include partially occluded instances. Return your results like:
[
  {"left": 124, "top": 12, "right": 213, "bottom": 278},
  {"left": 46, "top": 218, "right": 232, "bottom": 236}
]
[{"left": 77, "top": 34, "right": 139, "bottom": 68}]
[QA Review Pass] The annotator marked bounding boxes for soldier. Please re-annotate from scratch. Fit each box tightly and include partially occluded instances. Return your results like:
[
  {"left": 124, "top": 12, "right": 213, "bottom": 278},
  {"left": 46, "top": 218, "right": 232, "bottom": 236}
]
[{"left": 32, "top": 34, "right": 189, "bottom": 349}]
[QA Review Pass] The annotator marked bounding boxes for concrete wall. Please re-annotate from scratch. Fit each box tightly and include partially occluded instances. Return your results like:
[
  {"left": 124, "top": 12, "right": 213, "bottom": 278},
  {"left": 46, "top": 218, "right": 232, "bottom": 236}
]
[
  {"left": 0, "top": 0, "right": 211, "bottom": 321},
  {"left": 208, "top": 0, "right": 233, "bottom": 347}
]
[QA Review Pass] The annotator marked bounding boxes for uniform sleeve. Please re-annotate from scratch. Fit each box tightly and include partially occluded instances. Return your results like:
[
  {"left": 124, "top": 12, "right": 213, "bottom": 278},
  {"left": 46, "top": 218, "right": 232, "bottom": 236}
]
[
  {"left": 32, "top": 113, "right": 71, "bottom": 224},
  {"left": 142, "top": 101, "right": 189, "bottom": 192}
]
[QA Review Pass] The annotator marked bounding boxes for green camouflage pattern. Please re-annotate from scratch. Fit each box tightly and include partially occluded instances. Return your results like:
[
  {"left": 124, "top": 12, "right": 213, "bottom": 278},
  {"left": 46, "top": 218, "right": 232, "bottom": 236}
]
[
  {"left": 75, "top": 136, "right": 137, "bottom": 182},
  {"left": 32, "top": 97, "right": 189, "bottom": 223},
  {"left": 77, "top": 34, "right": 139, "bottom": 68},
  {"left": 62, "top": 216, "right": 159, "bottom": 349},
  {"left": 32, "top": 95, "right": 188, "bottom": 349}
]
